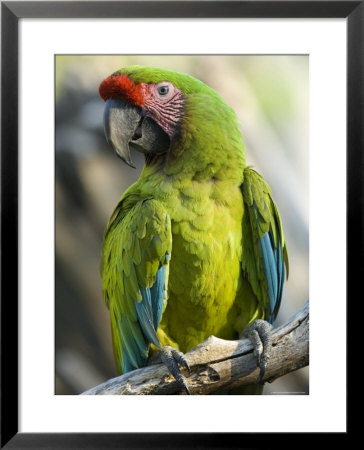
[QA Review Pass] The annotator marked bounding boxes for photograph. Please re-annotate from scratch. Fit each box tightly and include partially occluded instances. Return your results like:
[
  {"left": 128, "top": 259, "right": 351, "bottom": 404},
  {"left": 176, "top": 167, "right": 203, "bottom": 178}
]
[{"left": 55, "top": 55, "right": 309, "bottom": 395}]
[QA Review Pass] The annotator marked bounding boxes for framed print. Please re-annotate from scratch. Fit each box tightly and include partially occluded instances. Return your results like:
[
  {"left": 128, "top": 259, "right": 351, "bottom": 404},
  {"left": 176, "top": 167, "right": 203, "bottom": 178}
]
[{"left": 2, "top": 0, "right": 359, "bottom": 446}]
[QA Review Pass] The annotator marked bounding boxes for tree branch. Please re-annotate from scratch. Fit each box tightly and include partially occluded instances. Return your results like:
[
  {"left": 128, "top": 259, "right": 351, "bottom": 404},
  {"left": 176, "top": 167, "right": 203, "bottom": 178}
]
[{"left": 81, "top": 300, "right": 309, "bottom": 395}]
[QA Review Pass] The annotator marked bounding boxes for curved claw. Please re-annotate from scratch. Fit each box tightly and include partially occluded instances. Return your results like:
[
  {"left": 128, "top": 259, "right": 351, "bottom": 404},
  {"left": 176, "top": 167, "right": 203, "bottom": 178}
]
[
  {"left": 173, "top": 351, "right": 191, "bottom": 375},
  {"left": 241, "top": 319, "right": 273, "bottom": 384},
  {"left": 160, "top": 346, "right": 191, "bottom": 394}
]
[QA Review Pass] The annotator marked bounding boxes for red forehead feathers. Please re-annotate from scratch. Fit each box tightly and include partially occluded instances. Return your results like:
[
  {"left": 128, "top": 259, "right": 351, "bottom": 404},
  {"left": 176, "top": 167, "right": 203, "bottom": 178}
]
[{"left": 99, "top": 74, "right": 145, "bottom": 106}]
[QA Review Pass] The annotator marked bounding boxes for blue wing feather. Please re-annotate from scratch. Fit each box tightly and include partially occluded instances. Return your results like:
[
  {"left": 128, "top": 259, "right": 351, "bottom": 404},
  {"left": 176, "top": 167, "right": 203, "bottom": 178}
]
[
  {"left": 259, "top": 231, "right": 285, "bottom": 324},
  {"left": 260, "top": 232, "right": 278, "bottom": 312},
  {"left": 133, "top": 262, "right": 166, "bottom": 359},
  {"left": 274, "top": 238, "right": 285, "bottom": 322},
  {"left": 120, "top": 315, "right": 148, "bottom": 371},
  {"left": 135, "top": 291, "right": 160, "bottom": 348},
  {"left": 121, "top": 261, "right": 166, "bottom": 373},
  {"left": 150, "top": 264, "right": 166, "bottom": 328}
]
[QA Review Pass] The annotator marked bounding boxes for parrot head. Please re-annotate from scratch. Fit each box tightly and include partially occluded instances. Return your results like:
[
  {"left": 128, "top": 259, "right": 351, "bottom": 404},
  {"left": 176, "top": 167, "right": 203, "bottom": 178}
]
[{"left": 99, "top": 65, "right": 238, "bottom": 169}]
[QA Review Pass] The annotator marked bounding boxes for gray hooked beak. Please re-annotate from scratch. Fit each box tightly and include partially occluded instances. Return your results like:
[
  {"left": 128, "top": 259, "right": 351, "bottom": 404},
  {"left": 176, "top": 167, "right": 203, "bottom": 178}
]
[{"left": 103, "top": 98, "right": 170, "bottom": 168}]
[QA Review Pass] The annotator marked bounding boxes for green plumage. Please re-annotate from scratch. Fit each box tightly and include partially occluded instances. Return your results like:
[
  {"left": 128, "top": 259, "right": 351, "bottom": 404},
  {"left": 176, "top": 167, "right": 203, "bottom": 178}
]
[{"left": 100, "top": 66, "right": 288, "bottom": 378}]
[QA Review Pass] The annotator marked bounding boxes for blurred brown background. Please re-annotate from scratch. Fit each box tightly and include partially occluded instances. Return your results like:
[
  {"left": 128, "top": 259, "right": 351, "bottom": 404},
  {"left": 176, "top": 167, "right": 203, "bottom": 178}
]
[{"left": 55, "top": 55, "right": 309, "bottom": 395}]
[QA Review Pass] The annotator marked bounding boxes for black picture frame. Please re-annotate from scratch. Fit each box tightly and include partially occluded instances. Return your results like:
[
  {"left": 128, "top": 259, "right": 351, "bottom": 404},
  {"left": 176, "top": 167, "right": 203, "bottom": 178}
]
[{"left": 1, "top": 1, "right": 358, "bottom": 447}]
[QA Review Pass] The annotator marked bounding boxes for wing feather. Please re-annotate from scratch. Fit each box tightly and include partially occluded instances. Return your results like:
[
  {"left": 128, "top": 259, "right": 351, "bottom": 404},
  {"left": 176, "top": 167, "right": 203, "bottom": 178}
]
[
  {"left": 241, "top": 168, "right": 288, "bottom": 323},
  {"left": 101, "top": 196, "right": 172, "bottom": 374}
]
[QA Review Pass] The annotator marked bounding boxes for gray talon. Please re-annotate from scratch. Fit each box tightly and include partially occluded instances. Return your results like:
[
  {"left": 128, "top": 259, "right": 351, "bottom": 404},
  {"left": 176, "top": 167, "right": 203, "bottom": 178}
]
[
  {"left": 174, "top": 351, "right": 191, "bottom": 374},
  {"left": 241, "top": 319, "right": 273, "bottom": 384},
  {"left": 160, "top": 346, "right": 190, "bottom": 394}
]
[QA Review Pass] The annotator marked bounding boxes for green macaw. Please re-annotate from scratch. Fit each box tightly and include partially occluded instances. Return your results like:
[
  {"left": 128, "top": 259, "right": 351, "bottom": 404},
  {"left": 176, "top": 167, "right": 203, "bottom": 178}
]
[{"left": 98, "top": 66, "right": 289, "bottom": 394}]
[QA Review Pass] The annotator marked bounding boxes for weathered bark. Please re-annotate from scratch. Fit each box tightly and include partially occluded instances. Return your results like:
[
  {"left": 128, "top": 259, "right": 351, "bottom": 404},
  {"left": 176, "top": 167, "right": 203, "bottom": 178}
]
[{"left": 81, "top": 300, "right": 309, "bottom": 395}]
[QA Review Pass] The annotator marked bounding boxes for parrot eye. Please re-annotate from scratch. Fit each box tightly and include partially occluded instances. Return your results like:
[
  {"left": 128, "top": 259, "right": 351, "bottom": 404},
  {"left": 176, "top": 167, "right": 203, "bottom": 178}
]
[
  {"left": 158, "top": 85, "right": 169, "bottom": 96},
  {"left": 154, "top": 82, "right": 174, "bottom": 101}
]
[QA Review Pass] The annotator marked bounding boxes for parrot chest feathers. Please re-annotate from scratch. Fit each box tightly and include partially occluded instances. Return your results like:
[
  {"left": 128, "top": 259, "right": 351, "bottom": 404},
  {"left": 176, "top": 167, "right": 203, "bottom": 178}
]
[{"left": 151, "top": 180, "right": 245, "bottom": 350}]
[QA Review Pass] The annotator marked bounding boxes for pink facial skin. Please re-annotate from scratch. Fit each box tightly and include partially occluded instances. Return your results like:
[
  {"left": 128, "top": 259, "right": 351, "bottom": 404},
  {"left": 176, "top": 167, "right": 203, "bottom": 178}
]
[{"left": 99, "top": 75, "right": 184, "bottom": 138}]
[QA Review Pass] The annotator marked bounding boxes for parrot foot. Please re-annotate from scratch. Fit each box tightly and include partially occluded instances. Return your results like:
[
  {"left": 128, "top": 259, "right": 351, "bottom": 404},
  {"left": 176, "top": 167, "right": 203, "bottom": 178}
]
[
  {"left": 160, "top": 346, "right": 191, "bottom": 395},
  {"left": 241, "top": 319, "right": 273, "bottom": 384}
]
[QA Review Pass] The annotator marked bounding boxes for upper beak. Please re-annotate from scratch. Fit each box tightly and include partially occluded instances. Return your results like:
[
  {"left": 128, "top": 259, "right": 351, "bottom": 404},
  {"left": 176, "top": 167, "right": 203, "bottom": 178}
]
[
  {"left": 103, "top": 98, "right": 170, "bottom": 168},
  {"left": 103, "top": 98, "right": 141, "bottom": 168}
]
